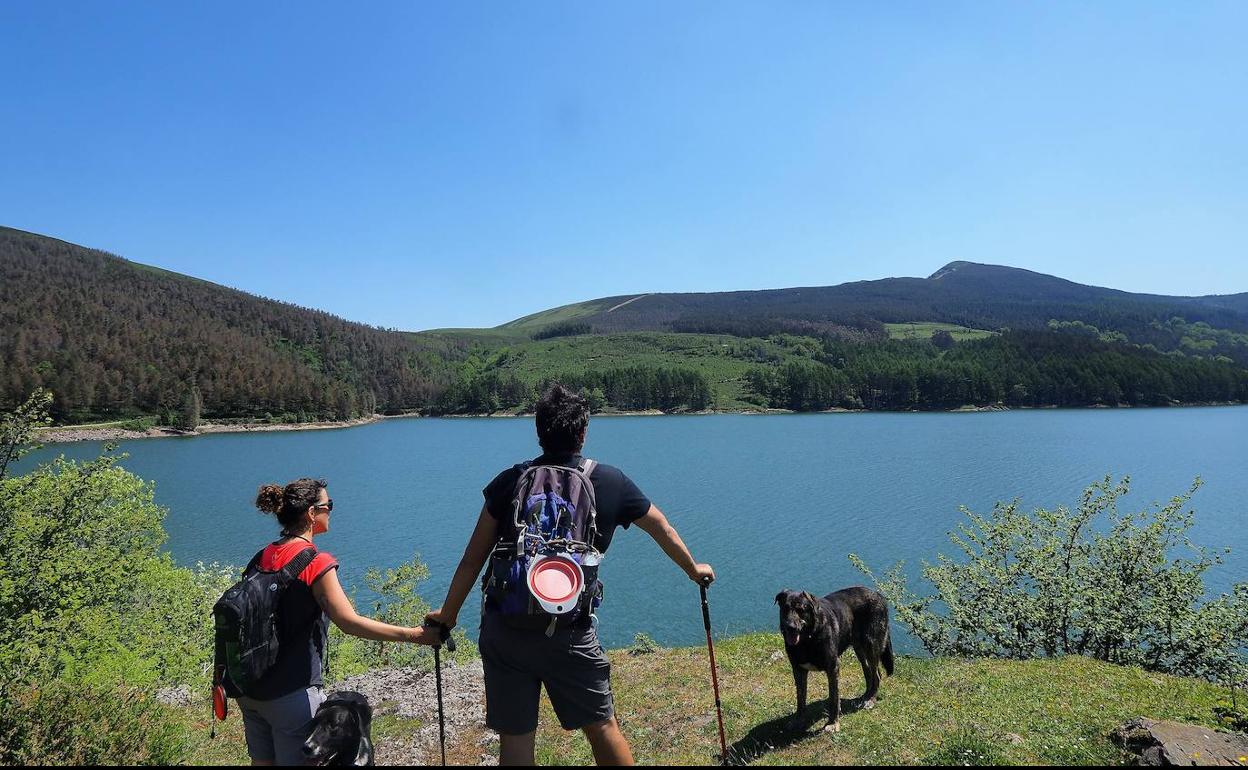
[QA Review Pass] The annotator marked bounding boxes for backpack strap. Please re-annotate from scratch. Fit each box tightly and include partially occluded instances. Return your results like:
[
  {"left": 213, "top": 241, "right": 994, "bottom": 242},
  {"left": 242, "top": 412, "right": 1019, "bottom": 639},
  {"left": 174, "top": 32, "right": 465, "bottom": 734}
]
[
  {"left": 575, "top": 458, "right": 600, "bottom": 542},
  {"left": 242, "top": 549, "right": 264, "bottom": 577},
  {"left": 281, "top": 546, "right": 319, "bottom": 583}
]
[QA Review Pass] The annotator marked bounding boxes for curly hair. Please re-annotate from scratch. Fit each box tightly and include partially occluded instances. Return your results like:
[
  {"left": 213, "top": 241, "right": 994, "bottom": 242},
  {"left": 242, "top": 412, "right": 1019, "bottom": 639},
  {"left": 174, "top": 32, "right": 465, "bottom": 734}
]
[
  {"left": 255, "top": 478, "right": 327, "bottom": 535},
  {"left": 535, "top": 383, "right": 589, "bottom": 454}
]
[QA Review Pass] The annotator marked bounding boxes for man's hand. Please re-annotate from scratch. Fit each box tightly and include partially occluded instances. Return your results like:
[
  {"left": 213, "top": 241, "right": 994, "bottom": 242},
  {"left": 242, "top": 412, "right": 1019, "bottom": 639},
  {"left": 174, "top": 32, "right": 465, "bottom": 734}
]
[
  {"left": 424, "top": 607, "right": 457, "bottom": 633},
  {"left": 689, "top": 563, "right": 715, "bottom": 585}
]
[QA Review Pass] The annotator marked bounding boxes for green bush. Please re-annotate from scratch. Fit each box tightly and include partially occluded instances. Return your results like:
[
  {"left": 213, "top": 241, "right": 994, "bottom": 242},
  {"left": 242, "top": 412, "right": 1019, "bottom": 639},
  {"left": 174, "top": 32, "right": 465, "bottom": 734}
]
[
  {"left": 0, "top": 391, "right": 228, "bottom": 688},
  {"left": 119, "top": 415, "right": 159, "bottom": 432},
  {"left": 852, "top": 476, "right": 1248, "bottom": 685},
  {"left": 629, "top": 632, "right": 660, "bottom": 656},
  {"left": 329, "top": 553, "right": 472, "bottom": 678},
  {"left": 0, "top": 680, "right": 190, "bottom": 765}
]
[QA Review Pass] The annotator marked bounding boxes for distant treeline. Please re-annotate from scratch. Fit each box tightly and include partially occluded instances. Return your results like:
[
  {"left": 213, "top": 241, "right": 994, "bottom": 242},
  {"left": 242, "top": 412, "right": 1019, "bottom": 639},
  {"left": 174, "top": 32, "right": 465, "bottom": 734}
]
[
  {"left": 432, "top": 366, "right": 713, "bottom": 414},
  {"left": 0, "top": 228, "right": 467, "bottom": 422},
  {"left": 670, "top": 314, "right": 885, "bottom": 345},
  {"left": 749, "top": 330, "right": 1248, "bottom": 411},
  {"left": 531, "top": 321, "right": 593, "bottom": 340}
]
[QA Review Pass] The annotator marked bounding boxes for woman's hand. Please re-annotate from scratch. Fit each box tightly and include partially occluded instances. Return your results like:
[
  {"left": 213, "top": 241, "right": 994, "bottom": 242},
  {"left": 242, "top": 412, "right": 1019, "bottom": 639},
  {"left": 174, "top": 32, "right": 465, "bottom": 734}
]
[{"left": 406, "top": 626, "right": 440, "bottom": 646}]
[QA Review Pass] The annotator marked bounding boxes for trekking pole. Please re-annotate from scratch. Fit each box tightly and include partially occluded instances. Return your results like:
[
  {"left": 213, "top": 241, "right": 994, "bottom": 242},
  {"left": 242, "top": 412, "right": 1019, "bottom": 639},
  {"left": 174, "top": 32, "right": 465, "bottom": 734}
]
[
  {"left": 700, "top": 577, "right": 728, "bottom": 765},
  {"left": 427, "top": 621, "right": 457, "bottom": 766}
]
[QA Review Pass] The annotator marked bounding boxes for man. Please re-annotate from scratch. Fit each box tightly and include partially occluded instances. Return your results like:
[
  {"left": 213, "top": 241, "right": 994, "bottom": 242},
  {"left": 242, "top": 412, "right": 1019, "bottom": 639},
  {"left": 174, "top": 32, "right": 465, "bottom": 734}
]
[{"left": 426, "top": 384, "right": 715, "bottom": 766}]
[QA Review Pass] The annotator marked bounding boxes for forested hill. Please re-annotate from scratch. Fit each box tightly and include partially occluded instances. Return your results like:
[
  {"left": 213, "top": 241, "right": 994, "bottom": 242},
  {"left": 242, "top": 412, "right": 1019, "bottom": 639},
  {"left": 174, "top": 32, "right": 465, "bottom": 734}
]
[
  {"left": 502, "top": 260, "right": 1248, "bottom": 356},
  {"left": 0, "top": 227, "right": 468, "bottom": 422},
  {"left": 5, "top": 225, "right": 1248, "bottom": 423}
]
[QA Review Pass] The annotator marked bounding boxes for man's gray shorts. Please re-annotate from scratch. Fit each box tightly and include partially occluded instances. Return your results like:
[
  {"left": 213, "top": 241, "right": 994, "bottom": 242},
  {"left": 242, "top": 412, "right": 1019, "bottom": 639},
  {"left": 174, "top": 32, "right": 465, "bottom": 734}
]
[
  {"left": 479, "top": 611, "right": 614, "bottom": 734},
  {"left": 237, "top": 686, "right": 325, "bottom": 765}
]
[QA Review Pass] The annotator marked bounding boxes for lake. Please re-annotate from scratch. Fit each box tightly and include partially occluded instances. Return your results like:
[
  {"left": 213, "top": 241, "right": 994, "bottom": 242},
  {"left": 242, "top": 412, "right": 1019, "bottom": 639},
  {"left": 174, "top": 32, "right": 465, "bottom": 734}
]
[{"left": 21, "top": 408, "right": 1248, "bottom": 651}]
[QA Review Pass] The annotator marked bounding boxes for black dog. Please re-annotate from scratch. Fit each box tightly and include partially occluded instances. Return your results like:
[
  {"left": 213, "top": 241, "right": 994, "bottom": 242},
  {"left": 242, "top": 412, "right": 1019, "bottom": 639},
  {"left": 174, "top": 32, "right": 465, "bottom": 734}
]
[
  {"left": 774, "top": 586, "right": 894, "bottom": 733},
  {"left": 303, "top": 691, "right": 374, "bottom": 766}
]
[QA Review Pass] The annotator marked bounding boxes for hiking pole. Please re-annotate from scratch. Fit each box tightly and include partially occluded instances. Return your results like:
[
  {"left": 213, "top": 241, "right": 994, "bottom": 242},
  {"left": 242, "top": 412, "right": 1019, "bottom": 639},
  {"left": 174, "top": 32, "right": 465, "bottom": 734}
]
[
  {"left": 700, "top": 577, "right": 728, "bottom": 765},
  {"left": 428, "top": 621, "right": 457, "bottom": 766}
]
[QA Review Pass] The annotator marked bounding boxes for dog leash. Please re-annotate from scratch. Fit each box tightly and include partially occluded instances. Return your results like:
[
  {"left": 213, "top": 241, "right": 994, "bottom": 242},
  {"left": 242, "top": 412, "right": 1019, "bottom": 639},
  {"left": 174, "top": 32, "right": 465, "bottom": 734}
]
[
  {"left": 700, "top": 577, "right": 728, "bottom": 765},
  {"left": 427, "top": 620, "right": 456, "bottom": 766}
]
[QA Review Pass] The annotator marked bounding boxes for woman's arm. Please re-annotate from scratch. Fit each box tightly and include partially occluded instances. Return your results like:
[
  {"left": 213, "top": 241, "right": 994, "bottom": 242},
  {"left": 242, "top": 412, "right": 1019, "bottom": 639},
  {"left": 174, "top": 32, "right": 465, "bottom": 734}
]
[
  {"left": 312, "top": 568, "right": 435, "bottom": 644},
  {"left": 425, "top": 504, "right": 499, "bottom": 629}
]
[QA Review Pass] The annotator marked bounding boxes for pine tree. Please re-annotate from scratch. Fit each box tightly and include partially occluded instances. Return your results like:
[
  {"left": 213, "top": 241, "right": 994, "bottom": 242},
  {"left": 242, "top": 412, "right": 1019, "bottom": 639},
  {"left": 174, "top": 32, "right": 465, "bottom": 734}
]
[{"left": 177, "top": 384, "right": 202, "bottom": 431}]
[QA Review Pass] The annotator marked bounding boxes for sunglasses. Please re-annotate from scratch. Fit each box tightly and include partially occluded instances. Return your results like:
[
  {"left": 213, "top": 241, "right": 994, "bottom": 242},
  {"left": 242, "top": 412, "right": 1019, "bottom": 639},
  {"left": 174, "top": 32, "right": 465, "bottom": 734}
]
[{"left": 312, "top": 499, "right": 334, "bottom": 512}]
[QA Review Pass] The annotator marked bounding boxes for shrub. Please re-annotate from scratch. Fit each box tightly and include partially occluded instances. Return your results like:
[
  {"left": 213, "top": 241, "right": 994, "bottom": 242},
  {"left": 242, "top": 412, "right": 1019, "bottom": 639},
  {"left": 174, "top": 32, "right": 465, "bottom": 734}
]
[
  {"left": 629, "top": 632, "right": 660, "bottom": 656},
  {"left": 329, "top": 553, "right": 471, "bottom": 677},
  {"left": 0, "top": 680, "right": 189, "bottom": 765},
  {"left": 119, "top": 415, "right": 159, "bottom": 432},
  {"left": 851, "top": 476, "right": 1248, "bottom": 685},
  {"left": 0, "top": 393, "right": 228, "bottom": 688}
]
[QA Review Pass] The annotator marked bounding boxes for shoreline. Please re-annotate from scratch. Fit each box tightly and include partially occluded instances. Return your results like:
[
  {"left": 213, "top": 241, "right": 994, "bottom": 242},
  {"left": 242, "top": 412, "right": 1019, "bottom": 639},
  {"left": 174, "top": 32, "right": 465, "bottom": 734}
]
[{"left": 32, "top": 400, "right": 1248, "bottom": 445}]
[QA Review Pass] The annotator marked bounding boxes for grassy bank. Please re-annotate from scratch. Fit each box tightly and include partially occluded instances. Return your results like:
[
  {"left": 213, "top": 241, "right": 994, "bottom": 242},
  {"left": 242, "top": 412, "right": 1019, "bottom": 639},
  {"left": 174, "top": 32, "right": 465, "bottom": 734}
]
[
  {"left": 533, "top": 634, "right": 1230, "bottom": 766},
  {"left": 176, "top": 633, "right": 1232, "bottom": 766}
]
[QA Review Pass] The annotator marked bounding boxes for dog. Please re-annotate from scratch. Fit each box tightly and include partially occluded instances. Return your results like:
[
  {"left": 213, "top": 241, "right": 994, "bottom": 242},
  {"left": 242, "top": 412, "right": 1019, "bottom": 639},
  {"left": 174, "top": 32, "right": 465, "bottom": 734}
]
[
  {"left": 303, "top": 691, "right": 375, "bottom": 766},
  {"left": 774, "top": 586, "right": 894, "bottom": 733}
]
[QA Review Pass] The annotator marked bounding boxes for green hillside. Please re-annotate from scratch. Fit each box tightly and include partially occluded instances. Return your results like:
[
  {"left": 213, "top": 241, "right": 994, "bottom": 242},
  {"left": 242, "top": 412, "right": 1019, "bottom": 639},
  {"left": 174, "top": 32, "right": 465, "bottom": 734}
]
[
  {"left": 885, "top": 322, "right": 997, "bottom": 342},
  {"left": 6, "top": 224, "right": 1248, "bottom": 422},
  {"left": 469, "top": 332, "right": 823, "bottom": 409}
]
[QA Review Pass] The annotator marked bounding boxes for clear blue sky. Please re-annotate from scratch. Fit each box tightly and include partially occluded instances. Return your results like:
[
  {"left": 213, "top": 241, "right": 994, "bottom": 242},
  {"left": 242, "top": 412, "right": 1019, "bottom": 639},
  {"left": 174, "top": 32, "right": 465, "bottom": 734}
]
[{"left": 3, "top": 2, "right": 1245, "bottom": 330}]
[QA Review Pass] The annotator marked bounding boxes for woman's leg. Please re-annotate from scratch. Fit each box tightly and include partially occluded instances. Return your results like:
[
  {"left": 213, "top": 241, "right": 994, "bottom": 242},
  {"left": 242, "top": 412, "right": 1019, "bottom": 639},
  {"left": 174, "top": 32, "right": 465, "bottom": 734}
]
[{"left": 237, "top": 698, "right": 277, "bottom": 766}]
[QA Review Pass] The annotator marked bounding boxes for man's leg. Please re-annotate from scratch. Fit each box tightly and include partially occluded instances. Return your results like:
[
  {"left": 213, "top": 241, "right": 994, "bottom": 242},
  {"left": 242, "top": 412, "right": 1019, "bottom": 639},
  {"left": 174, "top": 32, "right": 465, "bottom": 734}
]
[
  {"left": 583, "top": 717, "right": 634, "bottom": 766},
  {"left": 499, "top": 731, "right": 537, "bottom": 766}
]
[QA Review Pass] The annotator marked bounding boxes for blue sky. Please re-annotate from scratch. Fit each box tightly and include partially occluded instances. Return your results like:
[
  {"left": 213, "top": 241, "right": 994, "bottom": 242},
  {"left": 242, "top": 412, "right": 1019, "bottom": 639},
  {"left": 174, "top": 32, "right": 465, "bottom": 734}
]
[{"left": 2, "top": 2, "right": 1245, "bottom": 329}]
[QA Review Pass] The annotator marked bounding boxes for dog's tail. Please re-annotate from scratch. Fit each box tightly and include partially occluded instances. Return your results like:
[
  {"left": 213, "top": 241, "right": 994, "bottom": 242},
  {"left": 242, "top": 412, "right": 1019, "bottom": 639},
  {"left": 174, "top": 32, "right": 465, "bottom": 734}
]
[{"left": 882, "top": 628, "right": 895, "bottom": 676}]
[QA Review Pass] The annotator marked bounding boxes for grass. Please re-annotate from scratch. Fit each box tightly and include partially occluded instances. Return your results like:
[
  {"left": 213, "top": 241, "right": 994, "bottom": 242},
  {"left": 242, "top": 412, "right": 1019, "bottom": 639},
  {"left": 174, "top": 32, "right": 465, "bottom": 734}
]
[
  {"left": 176, "top": 633, "right": 1233, "bottom": 765},
  {"left": 886, "top": 322, "right": 997, "bottom": 342},
  {"left": 531, "top": 633, "right": 1231, "bottom": 766},
  {"left": 498, "top": 298, "right": 620, "bottom": 331},
  {"left": 479, "top": 332, "right": 823, "bottom": 409}
]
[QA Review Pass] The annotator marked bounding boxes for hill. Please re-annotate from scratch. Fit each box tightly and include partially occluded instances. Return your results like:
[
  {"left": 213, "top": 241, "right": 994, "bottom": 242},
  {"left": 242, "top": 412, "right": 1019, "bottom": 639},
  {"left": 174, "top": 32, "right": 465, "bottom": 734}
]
[
  {"left": 498, "top": 260, "right": 1248, "bottom": 364},
  {"left": 0, "top": 226, "right": 470, "bottom": 422},
  {"left": 5, "top": 225, "right": 1248, "bottom": 422}
]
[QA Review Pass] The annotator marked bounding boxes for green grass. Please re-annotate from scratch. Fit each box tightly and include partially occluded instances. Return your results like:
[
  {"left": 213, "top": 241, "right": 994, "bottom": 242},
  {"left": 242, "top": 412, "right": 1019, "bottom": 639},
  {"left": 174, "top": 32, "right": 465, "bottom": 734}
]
[
  {"left": 533, "top": 633, "right": 1231, "bottom": 766},
  {"left": 482, "top": 332, "right": 822, "bottom": 409},
  {"left": 177, "top": 633, "right": 1233, "bottom": 765},
  {"left": 886, "top": 322, "right": 997, "bottom": 342},
  {"left": 498, "top": 298, "right": 619, "bottom": 331}
]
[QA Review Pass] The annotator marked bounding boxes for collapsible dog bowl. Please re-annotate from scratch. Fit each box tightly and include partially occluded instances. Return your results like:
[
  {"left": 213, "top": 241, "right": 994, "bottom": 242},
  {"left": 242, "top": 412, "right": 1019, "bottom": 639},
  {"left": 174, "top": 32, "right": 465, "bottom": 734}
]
[{"left": 526, "top": 554, "right": 584, "bottom": 615}]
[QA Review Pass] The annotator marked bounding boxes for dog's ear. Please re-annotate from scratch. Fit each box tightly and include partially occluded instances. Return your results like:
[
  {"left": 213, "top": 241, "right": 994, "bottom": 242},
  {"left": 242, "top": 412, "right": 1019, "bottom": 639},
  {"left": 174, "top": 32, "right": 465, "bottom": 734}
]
[
  {"left": 774, "top": 591, "right": 787, "bottom": 606},
  {"left": 353, "top": 735, "right": 373, "bottom": 766}
]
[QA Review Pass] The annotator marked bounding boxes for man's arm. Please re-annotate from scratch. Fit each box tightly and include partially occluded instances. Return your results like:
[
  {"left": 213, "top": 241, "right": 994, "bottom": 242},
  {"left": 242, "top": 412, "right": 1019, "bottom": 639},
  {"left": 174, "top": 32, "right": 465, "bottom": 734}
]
[
  {"left": 634, "top": 504, "right": 715, "bottom": 584},
  {"left": 426, "top": 503, "right": 498, "bottom": 629}
]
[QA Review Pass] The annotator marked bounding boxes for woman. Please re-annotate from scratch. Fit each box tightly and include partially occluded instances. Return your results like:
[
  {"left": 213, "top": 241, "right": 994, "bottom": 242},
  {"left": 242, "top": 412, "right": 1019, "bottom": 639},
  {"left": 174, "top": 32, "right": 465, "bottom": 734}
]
[{"left": 239, "top": 477, "right": 436, "bottom": 766}]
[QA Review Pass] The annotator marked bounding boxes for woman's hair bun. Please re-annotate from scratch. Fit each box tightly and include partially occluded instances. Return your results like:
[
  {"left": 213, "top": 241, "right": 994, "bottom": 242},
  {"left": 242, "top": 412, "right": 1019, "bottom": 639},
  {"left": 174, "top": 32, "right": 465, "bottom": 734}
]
[{"left": 255, "top": 484, "right": 285, "bottom": 515}]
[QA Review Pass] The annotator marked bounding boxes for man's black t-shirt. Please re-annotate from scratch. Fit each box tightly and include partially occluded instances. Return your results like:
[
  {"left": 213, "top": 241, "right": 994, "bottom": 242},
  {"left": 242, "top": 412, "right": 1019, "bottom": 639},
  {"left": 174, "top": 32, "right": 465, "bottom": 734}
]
[{"left": 482, "top": 452, "right": 652, "bottom": 553}]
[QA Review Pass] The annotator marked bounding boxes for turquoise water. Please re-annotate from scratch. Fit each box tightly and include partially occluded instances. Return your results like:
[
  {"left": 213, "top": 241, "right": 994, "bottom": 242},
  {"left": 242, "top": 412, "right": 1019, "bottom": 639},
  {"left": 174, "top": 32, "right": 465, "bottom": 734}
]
[{"left": 21, "top": 408, "right": 1248, "bottom": 650}]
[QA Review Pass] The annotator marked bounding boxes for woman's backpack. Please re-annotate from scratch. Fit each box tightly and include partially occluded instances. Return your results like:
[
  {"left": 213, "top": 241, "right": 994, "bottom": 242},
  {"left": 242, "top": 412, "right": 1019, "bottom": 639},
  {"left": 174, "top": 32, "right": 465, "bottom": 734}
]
[{"left": 212, "top": 546, "right": 318, "bottom": 698}]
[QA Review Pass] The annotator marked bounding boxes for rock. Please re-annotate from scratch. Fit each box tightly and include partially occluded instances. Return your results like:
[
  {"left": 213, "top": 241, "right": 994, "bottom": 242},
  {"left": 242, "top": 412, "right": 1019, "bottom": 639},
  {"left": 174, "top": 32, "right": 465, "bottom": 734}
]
[
  {"left": 1004, "top": 732, "right": 1025, "bottom": 746},
  {"left": 1111, "top": 717, "right": 1248, "bottom": 766},
  {"left": 154, "top": 684, "right": 193, "bottom": 707}
]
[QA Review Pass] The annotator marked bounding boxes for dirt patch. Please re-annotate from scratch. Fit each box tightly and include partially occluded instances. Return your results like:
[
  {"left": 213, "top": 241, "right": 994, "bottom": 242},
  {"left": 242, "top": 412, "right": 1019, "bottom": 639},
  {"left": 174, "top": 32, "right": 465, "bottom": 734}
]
[{"left": 331, "top": 660, "right": 497, "bottom": 766}]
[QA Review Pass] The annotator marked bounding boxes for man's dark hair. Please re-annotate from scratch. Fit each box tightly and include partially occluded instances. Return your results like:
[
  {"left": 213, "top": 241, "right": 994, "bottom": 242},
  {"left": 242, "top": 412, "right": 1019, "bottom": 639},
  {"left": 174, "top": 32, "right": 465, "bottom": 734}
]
[{"left": 535, "top": 384, "right": 589, "bottom": 454}]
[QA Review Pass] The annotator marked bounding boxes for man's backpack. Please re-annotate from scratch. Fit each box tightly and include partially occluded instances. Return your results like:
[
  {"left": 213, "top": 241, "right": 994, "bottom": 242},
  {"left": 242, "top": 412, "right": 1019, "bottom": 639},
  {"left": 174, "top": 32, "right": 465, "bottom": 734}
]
[
  {"left": 482, "top": 459, "right": 604, "bottom": 633},
  {"left": 212, "top": 546, "right": 318, "bottom": 698}
]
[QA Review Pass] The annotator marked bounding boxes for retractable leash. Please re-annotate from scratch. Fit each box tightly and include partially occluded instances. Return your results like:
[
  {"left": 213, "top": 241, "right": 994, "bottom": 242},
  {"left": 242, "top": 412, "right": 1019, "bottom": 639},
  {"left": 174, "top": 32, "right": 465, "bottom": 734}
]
[
  {"left": 428, "top": 621, "right": 457, "bottom": 766},
  {"left": 700, "top": 577, "right": 728, "bottom": 765}
]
